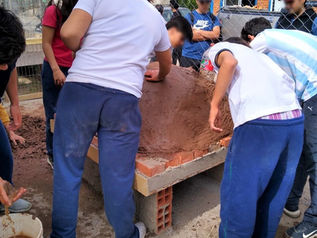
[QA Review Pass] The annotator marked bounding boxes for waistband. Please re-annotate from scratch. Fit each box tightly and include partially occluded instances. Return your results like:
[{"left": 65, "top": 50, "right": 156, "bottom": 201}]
[
  {"left": 245, "top": 115, "right": 304, "bottom": 127},
  {"left": 260, "top": 109, "right": 302, "bottom": 120}
]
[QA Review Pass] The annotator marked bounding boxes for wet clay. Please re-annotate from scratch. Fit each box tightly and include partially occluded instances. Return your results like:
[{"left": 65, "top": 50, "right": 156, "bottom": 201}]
[
  {"left": 11, "top": 116, "right": 46, "bottom": 160},
  {"left": 139, "top": 63, "right": 233, "bottom": 156}
]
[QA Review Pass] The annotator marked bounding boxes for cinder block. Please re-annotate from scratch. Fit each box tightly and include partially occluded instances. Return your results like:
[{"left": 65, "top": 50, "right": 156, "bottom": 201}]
[
  {"left": 135, "top": 187, "right": 173, "bottom": 234},
  {"left": 193, "top": 150, "right": 208, "bottom": 158}
]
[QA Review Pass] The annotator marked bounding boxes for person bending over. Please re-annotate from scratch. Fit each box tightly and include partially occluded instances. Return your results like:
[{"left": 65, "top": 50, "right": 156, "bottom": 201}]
[
  {"left": 242, "top": 17, "right": 317, "bottom": 238},
  {"left": 208, "top": 38, "right": 303, "bottom": 237},
  {"left": 0, "top": 6, "right": 31, "bottom": 213}
]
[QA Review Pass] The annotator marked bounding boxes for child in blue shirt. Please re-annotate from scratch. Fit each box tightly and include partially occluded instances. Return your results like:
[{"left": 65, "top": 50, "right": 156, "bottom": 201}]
[{"left": 180, "top": 0, "right": 221, "bottom": 71}]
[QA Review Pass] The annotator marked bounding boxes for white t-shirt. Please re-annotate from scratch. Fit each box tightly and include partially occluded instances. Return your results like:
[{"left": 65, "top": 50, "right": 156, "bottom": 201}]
[
  {"left": 208, "top": 42, "right": 300, "bottom": 128},
  {"left": 67, "top": 0, "right": 171, "bottom": 98}
]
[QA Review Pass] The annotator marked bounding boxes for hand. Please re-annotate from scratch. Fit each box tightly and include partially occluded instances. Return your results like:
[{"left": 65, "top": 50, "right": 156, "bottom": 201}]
[
  {"left": 0, "top": 178, "right": 26, "bottom": 207},
  {"left": 209, "top": 105, "right": 223, "bottom": 132},
  {"left": 9, "top": 104, "right": 22, "bottom": 131},
  {"left": 8, "top": 130, "right": 25, "bottom": 145},
  {"left": 144, "top": 69, "right": 163, "bottom": 82},
  {"left": 53, "top": 69, "right": 66, "bottom": 86}
]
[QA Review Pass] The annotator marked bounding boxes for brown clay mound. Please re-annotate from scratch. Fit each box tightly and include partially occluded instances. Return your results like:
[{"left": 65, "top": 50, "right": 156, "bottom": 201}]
[{"left": 139, "top": 63, "right": 233, "bottom": 156}]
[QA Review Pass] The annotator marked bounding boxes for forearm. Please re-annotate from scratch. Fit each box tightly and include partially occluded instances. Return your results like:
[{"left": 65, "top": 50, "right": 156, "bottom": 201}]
[
  {"left": 156, "top": 49, "right": 172, "bottom": 80},
  {"left": 199, "top": 29, "right": 220, "bottom": 40},
  {"left": 42, "top": 43, "right": 60, "bottom": 71},
  {"left": 192, "top": 30, "right": 206, "bottom": 41},
  {"left": 6, "top": 68, "right": 19, "bottom": 106}
]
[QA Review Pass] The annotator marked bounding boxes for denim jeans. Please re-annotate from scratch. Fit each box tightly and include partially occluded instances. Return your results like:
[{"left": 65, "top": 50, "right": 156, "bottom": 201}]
[
  {"left": 220, "top": 117, "right": 304, "bottom": 238},
  {"left": 0, "top": 120, "right": 13, "bottom": 183},
  {"left": 286, "top": 94, "right": 317, "bottom": 224},
  {"left": 41, "top": 60, "right": 69, "bottom": 157},
  {"left": 51, "top": 82, "right": 141, "bottom": 238}
]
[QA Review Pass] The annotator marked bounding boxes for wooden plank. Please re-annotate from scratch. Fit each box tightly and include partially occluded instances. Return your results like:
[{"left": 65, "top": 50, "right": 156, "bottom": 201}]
[
  {"left": 26, "top": 38, "right": 42, "bottom": 45},
  {"left": 19, "top": 92, "right": 42, "bottom": 101}
]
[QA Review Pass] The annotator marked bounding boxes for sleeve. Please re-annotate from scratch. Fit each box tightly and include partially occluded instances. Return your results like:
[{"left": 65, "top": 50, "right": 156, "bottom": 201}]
[
  {"left": 212, "top": 16, "right": 221, "bottom": 28},
  {"left": 74, "top": 0, "right": 97, "bottom": 16},
  {"left": 312, "top": 17, "right": 317, "bottom": 36},
  {"left": 250, "top": 32, "right": 269, "bottom": 53},
  {"left": 42, "top": 5, "right": 57, "bottom": 28},
  {"left": 0, "top": 104, "right": 10, "bottom": 126},
  {"left": 154, "top": 21, "right": 171, "bottom": 52},
  {"left": 208, "top": 43, "right": 233, "bottom": 69}
]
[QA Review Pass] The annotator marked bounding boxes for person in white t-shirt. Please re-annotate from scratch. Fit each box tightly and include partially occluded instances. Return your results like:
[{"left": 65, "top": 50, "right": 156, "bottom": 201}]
[
  {"left": 50, "top": 1, "right": 171, "bottom": 238},
  {"left": 207, "top": 38, "right": 304, "bottom": 238}
]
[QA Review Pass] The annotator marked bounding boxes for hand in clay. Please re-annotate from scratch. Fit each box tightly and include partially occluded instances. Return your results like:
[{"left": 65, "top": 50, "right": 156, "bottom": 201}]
[
  {"left": 144, "top": 70, "right": 163, "bottom": 82},
  {"left": 0, "top": 177, "right": 26, "bottom": 206}
]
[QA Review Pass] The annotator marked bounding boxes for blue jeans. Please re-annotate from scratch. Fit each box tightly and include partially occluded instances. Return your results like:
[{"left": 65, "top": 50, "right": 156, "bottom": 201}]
[
  {"left": 286, "top": 94, "right": 317, "bottom": 224},
  {"left": 220, "top": 117, "right": 304, "bottom": 238},
  {"left": 51, "top": 82, "right": 141, "bottom": 238},
  {"left": 41, "top": 60, "right": 69, "bottom": 157},
  {"left": 0, "top": 120, "right": 13, "bottom": 183}
]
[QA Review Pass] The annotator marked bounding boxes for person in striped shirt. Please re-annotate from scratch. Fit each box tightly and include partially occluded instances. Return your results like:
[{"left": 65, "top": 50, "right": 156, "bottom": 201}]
[{"left": 242, "top": 17, "right": 317, "bottom": 238}]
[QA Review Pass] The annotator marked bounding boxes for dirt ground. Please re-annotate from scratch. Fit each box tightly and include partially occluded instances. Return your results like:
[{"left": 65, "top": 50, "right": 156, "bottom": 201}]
[{"left": 2, "top": 98, "right": 311, "bottom": 238}]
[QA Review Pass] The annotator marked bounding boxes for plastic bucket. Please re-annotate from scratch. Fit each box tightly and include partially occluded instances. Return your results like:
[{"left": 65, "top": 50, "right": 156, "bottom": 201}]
[{"left": 0, "top": 213, "right": 43, "bottom": 238}]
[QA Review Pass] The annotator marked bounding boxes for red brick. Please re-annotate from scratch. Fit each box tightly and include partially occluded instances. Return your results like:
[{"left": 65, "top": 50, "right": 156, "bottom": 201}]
[
  {"left": 219, "top": 136, "right": 232, "bottom": 147},
  {"left": 193, "top": 150, "right": 208, "bottom": 159},
  {"left": 135, "top": 157, "right": 167, "bottom": 177}
]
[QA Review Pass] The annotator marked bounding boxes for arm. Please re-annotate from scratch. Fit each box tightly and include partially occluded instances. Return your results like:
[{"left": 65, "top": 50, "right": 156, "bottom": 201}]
[
  {"left": 197, "top": 26, "right": 221, "bottom": 41},
  {"left": 145, "top": 49, "right": 172, "bottom": 82},
  {"left": 209, "top": 51, "right": 237, "bottom": 132},
  {"left": 60, "top": 9, "right": 92, "bottom": 52},
  {"left": 42, "top": 26, "right": 66, "bottom": 86},
  {"left": 6, "top": 68, "right": 22, "bottom": 130}
]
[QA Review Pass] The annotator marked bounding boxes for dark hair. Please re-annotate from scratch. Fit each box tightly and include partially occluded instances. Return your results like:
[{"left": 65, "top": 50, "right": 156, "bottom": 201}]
[
  {"left": 166, "top": 16, "right": 193, "bottom": 41},
  {"left": 46, "top": 0, "right": 78, "bottom": 27},
  {"left": 241, "top": 17, "right": 272, "bottom": 42},
  {"left": 170, "top": 0, "right": 179, "bottom": 9},
  {"left": 224, "top": 37, "right": 250, "bottom": 47},
  {"left": 0, "top": 7, "right": 25, "bottom": 65},
  {"left": 155, "top": 4, "right": 164, "bottom": 15}
]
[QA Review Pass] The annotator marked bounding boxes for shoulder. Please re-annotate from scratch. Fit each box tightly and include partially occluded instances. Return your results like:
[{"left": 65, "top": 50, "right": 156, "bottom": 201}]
[{"left": 44, "top": 5, "right": 57, "bottom": 16}]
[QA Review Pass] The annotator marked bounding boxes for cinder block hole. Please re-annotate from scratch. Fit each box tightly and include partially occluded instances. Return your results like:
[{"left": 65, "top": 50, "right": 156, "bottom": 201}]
[
  {"left": 158, "top": 208, "right": 163, "bottom": 217},
  {"left": 158, "top": 224, "right": 164, "bottom": 233},
  {"left": 158, "top": 216, "right": 163, "bottom": 224}
]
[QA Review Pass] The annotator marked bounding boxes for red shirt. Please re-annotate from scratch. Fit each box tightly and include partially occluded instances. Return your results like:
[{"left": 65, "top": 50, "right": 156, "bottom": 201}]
[{"left": 42, "top": 5, "right": 73, "bottom": 68}]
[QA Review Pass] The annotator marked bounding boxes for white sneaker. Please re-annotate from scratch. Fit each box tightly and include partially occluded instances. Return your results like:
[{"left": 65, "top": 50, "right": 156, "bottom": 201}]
[
  {"left": 135, "top": 222, "right": 146, "bottom": 238},
  {"left": 284, "top": 207, "right": 301, "bottom": 218}
]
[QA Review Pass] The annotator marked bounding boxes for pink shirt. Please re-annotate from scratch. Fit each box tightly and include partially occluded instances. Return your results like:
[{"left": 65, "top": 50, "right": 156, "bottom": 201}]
[{"left": 42, "top": 5, "right": 73, "bottom": 68}]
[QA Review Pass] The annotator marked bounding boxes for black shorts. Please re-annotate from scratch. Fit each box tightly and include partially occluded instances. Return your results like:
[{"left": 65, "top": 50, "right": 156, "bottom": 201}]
[{"left": 180, "top": 56, "right": 201, "bottom": 72}]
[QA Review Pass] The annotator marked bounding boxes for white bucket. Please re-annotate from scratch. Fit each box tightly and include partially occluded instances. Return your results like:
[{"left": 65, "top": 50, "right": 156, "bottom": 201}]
[{"left": 0, "top": 213, "right": 43, "bottom": 238}]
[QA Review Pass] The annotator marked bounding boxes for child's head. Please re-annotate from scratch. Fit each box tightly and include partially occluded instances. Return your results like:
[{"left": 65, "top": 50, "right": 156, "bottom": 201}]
[
  {"left": 166, "top": 16, "right": 193, "bottom": 48},
  {"left": 241, "top": 17, "right": 272, "bottom": 42},
  {"left": 0, "top": 7, "right": 25, "bottom": 70},
  {"left": 224, "top": 37, "right": 250, "bottom": 47}
]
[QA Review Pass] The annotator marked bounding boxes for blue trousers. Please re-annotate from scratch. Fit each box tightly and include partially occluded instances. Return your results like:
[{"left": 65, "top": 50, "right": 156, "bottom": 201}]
[
  {"left": 0, "top": 120, "right": 13, "bottom": 183},
  {"left": 51, "top": 82, "right": 141, "bottom": 238},
  {"left": 220, "top": 117, "right": 304, "bottom": 238},
  {"left": 41, "top": 60, "right": 69, "bottom": 157},
  {"left": 286, "top": 94, "right": 317, "bottom": 224}
]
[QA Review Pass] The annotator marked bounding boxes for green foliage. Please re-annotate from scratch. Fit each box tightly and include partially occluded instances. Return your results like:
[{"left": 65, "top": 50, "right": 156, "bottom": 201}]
[{"left": 179, "top": 0, "right": 197, "bottom": 10}]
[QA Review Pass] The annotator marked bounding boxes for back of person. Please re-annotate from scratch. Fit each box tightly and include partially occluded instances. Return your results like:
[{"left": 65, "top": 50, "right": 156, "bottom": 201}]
[
  {"left": 68, "top": 0, "right": 169, "bottom": 98},
  {"left": 208, "top": 42, "right": 299, "bottom": 128},
  {"left": 250, "top": 29, "right": 317, "bottom": 101}
]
